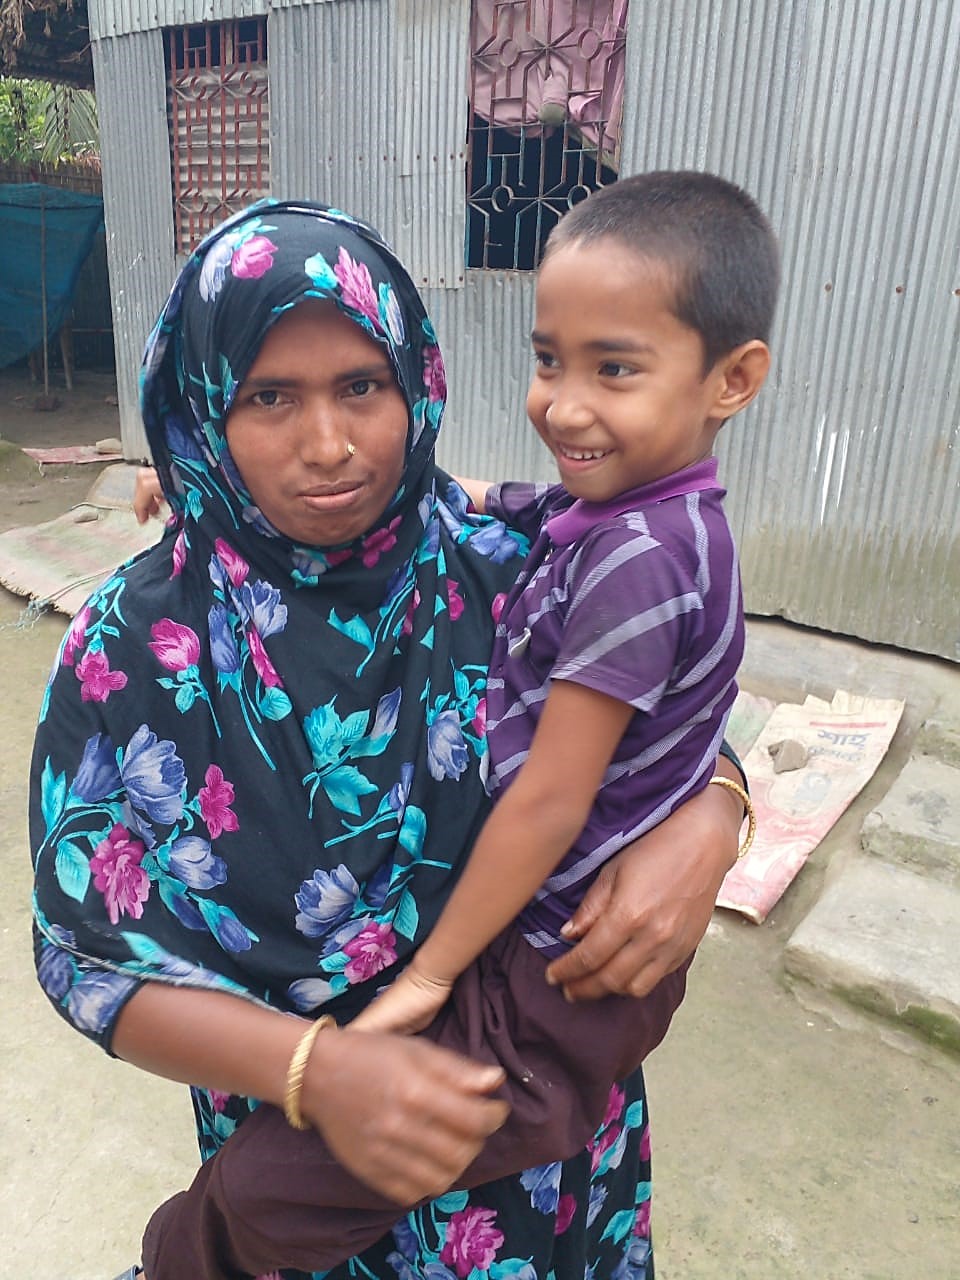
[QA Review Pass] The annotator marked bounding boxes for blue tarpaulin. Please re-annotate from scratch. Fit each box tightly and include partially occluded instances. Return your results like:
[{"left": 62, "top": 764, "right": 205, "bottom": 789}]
[{"left": 0, "top": 183, "right": 105, "bottom": 370}]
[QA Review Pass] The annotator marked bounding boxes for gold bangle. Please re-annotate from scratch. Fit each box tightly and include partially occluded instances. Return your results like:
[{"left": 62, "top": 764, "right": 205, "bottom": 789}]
[
  {"left": 283, "top": 1014, "right": 335, "bottom": 1131},
  {"left": 708, "top": 775, "right": 756, "bottom": 860}
]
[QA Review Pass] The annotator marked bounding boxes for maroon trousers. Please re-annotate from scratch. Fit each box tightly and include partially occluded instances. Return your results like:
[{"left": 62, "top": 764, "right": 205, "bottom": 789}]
[{"left": 142, "top": 927, "right": 690, "bottom": 1280}]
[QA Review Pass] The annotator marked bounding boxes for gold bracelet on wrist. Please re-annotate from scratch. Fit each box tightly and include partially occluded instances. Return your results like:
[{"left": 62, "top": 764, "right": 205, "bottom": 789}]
[
  {"left": 708, "top": 775, "right": 756, "bottom": 860},
  {"left": 283, "top": 1014, "right": 336, "bottom": 1131}
]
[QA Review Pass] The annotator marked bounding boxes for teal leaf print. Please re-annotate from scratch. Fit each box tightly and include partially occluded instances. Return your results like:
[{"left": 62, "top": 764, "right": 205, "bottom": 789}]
[
  {"left": 398, "top": 804, "right": 426, "bottom": 855},
  {"left": 41, "top": 758, "right": 67, "bottom": 834},
  {"left": 600, "top": 1209, "right": 636, "bottom": 1245},
  {"left": 624, "top": 1101, "right": 645, "bottom": 1129},
  {"left": 122, "top": 930, "right": 179, "bottom": 965},
  {"left": 175, "top": 684, "right": 197, "bottom": 713},
  {"left": 304, "top": 250, "right": 338, "bottom": 292},
  {"left": 260, "top": 688, "right": 292, "bottom": 720},
  {"left": 321, "top": 765, "right": 378, "bottom": 816},
  {"left": 392, "top": 889, "right": 419, "bottom": 940},
  {"left": 328, "top": 609, "right": 374, "bottom": 651},
  {"left": 54, "top": 839, "right": 90, "bottom": 902},
  {"left": 433, "top": 1190, "right": 470, "bottom": 1214},
  {"left": 340, "top": 710, "right": 370, "bottom": 746}
]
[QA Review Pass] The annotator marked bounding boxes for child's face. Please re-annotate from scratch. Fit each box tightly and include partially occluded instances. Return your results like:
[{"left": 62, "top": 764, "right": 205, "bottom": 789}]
[
  {"left": 226, "top": 299, "right": 408, "bottom": 546},
  {"left": 527, "top": 239, "right": 730, "bottom": 501}
]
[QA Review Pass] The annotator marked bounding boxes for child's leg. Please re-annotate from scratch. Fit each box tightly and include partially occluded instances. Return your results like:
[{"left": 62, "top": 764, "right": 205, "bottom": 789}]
[{"left": 142, "top": 929, "right": 690, "bottom": 1280}]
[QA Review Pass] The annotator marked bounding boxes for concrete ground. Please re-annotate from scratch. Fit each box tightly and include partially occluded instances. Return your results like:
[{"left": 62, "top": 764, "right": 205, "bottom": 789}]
[{"left": 1, "top": 374, "right": 958, "bottom": 1278}]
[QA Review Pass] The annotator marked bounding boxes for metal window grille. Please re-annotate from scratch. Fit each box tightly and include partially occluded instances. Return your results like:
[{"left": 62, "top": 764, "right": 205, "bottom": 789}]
[
  {"left": 467, "top": 1, "right": 628, "bottom": 271},
  {"left": 165, "top": 19, "right": 270, "bottom": 256}
]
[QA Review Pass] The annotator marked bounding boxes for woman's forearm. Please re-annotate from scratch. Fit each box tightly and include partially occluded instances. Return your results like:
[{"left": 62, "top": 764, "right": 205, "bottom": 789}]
[{"left": 112, "top": 981, "right": 308, "bottom": 1107}]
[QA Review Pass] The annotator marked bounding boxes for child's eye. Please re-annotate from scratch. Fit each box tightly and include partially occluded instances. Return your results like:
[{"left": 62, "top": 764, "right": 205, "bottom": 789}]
[
  {"left": 599, "top": 361, "right": 635, "bottom": 378},
  {"left": 533, "top": 350, "right": 558, "bottom": 370}
]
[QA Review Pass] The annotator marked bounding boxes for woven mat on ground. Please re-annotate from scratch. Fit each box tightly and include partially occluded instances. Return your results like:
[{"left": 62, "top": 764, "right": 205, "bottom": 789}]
[{"left": 0, "top": 503, "right": 163, "bottom": 616}]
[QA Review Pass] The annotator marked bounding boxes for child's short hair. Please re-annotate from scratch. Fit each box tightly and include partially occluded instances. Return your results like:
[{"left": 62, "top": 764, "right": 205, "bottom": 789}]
[{"left": 547, "top": 170, "right": 780, "bottom": 370}]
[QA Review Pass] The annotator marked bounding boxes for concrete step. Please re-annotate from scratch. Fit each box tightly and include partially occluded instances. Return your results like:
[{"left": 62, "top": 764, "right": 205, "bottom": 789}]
[
  {"left": 860, "top": 756, "right": 960, "bottom": 886},
  {"left": 783, "top": 856, "right": 960, "bottom": 1056}
]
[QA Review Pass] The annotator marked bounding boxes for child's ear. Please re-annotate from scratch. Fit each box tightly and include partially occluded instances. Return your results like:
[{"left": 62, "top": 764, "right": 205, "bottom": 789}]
[{"left": 710, "top": 340, "right": 771, "bottom": 421}]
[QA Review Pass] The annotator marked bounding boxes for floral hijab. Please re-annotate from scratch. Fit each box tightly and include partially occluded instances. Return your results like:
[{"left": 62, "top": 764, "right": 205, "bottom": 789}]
[{"left": 30, "top": 202, "right": 529, "bottom": 1046}]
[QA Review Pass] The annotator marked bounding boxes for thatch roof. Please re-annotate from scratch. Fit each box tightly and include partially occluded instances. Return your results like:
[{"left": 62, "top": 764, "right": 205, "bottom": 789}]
[{"left": 0, "top": 0, "right": 93, "bottom": 88}]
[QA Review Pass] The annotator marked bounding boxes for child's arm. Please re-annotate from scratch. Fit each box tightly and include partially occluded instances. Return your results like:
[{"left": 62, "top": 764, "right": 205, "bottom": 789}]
[
  {"left": 353, "top": 679, "right": 632, "bottom": 1034},
  {"left": 453, "top": 475, "right": 494, "bottom": 513}
]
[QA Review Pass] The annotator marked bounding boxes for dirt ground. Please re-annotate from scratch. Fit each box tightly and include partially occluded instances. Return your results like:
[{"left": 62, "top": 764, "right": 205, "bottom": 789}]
[{"left": 1, "top": 369, "right": 957, "bottom": 1279}]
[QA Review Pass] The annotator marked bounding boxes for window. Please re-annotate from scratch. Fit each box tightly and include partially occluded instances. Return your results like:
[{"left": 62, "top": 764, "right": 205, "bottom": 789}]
[
  {"left": 165, "top": 19, "right": 270, "bottom": 255},
  {"left": 467, "top": 1, "right": 628, "bottom": 270}
]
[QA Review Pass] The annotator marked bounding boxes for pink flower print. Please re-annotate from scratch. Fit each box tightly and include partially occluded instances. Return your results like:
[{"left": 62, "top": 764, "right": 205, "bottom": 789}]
[
  {"left": 247, "top": 628, "right": 282, "bottom": 688},
  {"left": 589, "top": 1119, "right": 621, "bottom": 1176},
  {"left": 602, "top": 1082, "right": 626, "bottom": 1130},
  {"left": 440, "top": 1206, "right": 505, "bottom": 1278},
  {"left": 208, "top": 1089, "right": 232, "bottom": 1114},
  {"left": 334, "top": 247, "right": 379, "bottom": 326},
  {"left": 342, "top": 922, "right": 397, "bottom": 984},
  {"left": 471, "top": 697, "right": 487, "bottom": 739},
  {"left": 75, "top": 648, "right": 128, "bottom": 703},
  {"left": 90, "top": 823, "right": 150, "bottom": 925},
  {"left": 554, "top": 1193, "right": 577, "bottom": 1236},
  {"left": 170, "top": 530, "right": 187, "bottom": 579},
  {"left": 325, "top": 548, "right": 353, "bottom": 568},
  {"left": 149, "top": 618, "right": 201, "bottom": 672},
  {"left": 401, "top": 587, "right": 421, "bottom": 637},
  {"left": 446, "top": 579, "right": 464, "bottom": 621},
  {"left": 361, "top": 515, "right": 402, "bottom": 568},
  {"left": 231, "top": 234, "right": 276, "bottom": 280},
  {"left": 490, "top": 592, "right": 507, "bottom": 624},
  {"left": 198, "top": 765, "right": 239, "bottom": 839},
  {"left": 423, "top": 344, "right": 447, "bottom": 403},
  {"left": 62, "top": 606, "right": 91, "bottom": 666},
  {"left": 639, "top": 1122, "right": 651, "bottom": 1161},
  {"left": 632, "top": 1199, "right": 651, "bottom": 1240},
  {"left": 214, "top": 538, "right": 250, "bottom": 587}
]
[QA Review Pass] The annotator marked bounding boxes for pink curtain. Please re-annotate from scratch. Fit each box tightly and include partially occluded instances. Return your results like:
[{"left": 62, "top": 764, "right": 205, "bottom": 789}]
[{"left": 471, "top": 1, "right": 629, "bottom": 170}]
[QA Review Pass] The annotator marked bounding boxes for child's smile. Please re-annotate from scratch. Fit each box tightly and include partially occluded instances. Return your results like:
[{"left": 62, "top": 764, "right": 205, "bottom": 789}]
[{"left": 526, "top": 240, "right": 732, "bottom": 502}]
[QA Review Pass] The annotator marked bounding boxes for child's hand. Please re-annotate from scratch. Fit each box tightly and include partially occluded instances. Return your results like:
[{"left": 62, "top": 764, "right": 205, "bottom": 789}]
[{"left": 352, "top": 965, "right": 453, "bottom": 1036}]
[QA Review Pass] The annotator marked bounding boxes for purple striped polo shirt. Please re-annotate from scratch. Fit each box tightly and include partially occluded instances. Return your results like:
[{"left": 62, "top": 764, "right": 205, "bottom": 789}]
[{"left": 485, "top": 457, "right": 743, "bottom": 955}]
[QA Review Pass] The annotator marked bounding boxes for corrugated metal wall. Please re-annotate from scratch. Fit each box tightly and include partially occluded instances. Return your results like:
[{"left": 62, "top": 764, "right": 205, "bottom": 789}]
[
  {"left": 91, "top": 27, "right": 177, "bottom": 460},
  {"left": 90, "top": 0, "right": 960, "bottom": 659},
  {"left": 619, "top": 0, "right": 960, "bottom": 661}
]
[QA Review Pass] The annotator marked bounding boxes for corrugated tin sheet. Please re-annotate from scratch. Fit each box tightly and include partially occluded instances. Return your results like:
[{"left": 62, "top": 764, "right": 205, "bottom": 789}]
[
  {"left": 90, "top": 0, "right": 266, "bottom": 41},
  {"left": 271, "top": 0, "right": 467, "bottom": 287},
  {"left": 425, "top": 274, "right": 549, "bottom": 482},
  {"left": 90, "top": 0, "right": 960, "bottom": 658},
  {"left": 91, "top": 29, "right": 177, "bottom": 460},
  {"left": 616, "top": 0, "right": 960, "bottom": 660}
]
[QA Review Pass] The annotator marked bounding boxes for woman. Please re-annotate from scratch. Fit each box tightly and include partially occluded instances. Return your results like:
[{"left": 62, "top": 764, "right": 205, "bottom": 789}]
[{"left": 30, "top": 202, "right": 742, "bottom": 1280}]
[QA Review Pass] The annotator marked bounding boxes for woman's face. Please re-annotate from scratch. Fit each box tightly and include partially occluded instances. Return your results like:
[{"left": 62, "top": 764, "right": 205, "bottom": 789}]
[{"left": 226, "top": 299, "right": 409, "bottom": 546}]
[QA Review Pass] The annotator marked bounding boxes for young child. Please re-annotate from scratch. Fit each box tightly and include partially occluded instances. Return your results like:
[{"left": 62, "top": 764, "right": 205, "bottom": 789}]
[{"left": 142, "top": 170, "right": 776, "bottom": 1279}]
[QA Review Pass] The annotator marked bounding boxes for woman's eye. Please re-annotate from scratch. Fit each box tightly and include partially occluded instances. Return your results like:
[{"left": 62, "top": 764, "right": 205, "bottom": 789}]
[
  {"left": 533, "top": 350, "right": 558, "bottom": 370},
  {"left": 348, "top": 379, "right": 376, "bottom": 397},
  {"left": 252, "top": 389, "right": 282, "bottom": 408}
]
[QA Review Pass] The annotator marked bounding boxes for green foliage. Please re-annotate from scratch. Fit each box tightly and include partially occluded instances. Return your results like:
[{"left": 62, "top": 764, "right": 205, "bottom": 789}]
[
  {"left": 0, "top": 76, "right": 98, "bottom": 164},
  {"left": 0, "top": 75, "right": 44, "bottom": 161}
]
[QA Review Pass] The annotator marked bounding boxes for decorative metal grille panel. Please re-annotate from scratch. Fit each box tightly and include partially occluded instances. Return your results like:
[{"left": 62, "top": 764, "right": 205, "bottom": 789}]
[
  {"left": 467, "top": 0, "right": 628, "bottom": 269},
  {"left": 165, "top": 19, "right": 270, "bottom": 255}
]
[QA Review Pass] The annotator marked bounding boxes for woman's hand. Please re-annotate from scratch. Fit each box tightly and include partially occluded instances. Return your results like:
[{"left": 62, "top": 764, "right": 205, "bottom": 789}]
[
  {"left": 545, "top": 766, "right": 744, "bottom": 1002},
  {"left": 301, "top": 1027, "right": 508, "bottom": 1203},
  {"left": 133, "top": 465, "right": 165, "bottom": 524}
]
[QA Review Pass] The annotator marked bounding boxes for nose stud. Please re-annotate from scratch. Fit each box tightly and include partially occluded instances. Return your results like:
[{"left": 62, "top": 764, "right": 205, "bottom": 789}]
[{"left": 346, "top": 442, "right": 356, "bottom": 458}]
